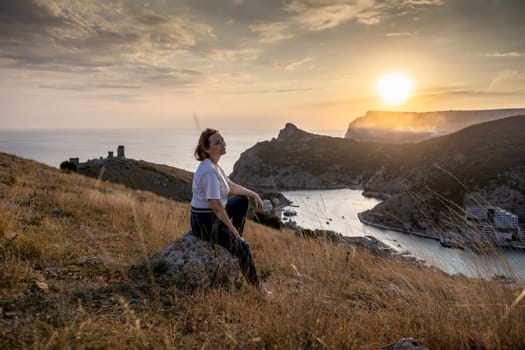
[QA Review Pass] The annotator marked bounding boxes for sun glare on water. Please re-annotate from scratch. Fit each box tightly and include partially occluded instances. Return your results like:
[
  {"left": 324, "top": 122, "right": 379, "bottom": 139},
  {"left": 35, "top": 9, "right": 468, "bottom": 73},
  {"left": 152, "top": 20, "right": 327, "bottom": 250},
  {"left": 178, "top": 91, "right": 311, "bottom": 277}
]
[{"left": 376, "top": 72, "right": 415, "bottom": 105}]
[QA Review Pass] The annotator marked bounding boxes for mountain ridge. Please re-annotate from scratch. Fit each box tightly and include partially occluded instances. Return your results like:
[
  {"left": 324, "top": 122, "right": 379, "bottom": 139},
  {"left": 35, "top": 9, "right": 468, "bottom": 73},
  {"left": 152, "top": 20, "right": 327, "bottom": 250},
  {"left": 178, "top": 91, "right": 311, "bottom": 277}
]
[{"left": 231, "top": 114, "right": 525, "bottom": 230}]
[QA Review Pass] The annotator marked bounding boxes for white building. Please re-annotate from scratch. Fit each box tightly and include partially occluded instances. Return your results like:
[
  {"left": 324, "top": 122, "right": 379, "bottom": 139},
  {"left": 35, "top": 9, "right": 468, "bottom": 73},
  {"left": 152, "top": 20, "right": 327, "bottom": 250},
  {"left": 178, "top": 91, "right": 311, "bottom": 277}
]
[
  {"left": 465, "top": 205, "right": 521, "bottom": 244},
  {"left": 262, "top": 199, "right": 273, "bottom": 213}
]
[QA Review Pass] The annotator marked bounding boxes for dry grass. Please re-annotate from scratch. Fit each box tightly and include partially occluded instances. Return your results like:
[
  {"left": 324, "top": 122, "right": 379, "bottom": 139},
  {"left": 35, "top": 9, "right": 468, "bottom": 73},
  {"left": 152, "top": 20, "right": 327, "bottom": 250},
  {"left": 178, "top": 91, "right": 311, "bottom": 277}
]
[{"left": 1, "top": 153, "right": 525, "bottom": 349}]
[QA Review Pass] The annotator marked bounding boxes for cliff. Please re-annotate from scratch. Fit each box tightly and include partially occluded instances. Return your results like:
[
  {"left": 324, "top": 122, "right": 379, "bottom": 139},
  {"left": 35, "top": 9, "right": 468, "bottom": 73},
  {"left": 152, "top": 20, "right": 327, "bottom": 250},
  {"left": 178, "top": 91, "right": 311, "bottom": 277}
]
[
  {"left": 231, "top": 115, "right": 525, "bottom": 230},
  {"left": 345, "top": 108, "right": 525, "bottom": 143},
  {"left": 230, "top": 122, "right": 395, "bottom": 190}
]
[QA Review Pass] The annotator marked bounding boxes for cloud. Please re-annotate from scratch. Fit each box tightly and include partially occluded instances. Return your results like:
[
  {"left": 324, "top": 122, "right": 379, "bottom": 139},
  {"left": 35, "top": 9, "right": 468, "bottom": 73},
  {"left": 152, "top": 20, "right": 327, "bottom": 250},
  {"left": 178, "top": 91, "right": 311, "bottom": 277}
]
[
  {"left": 275, "top": 57, "right": 313, "bottom": 70},
  {"left": 488, "top": 70, "right": 524, "bottom": 92},
  {"left": 249, "top": 0, "right": 444, "bottom": 43},
  {"left": 0, "top": 0, "right": 214, "bottom": 89},
  {"left": 284, "top": 0, "right": 381, "bottom": 30},
  {"left": 249, "top": 22, "right": 293, "bottom": 43},
  {"left": 385, "top": 32, "right": 413, "bottom": 37},
  {"left": 401, "top": 0, "right": 444, "bottom": 5},
  {"left": 205, "top": 48, "right": 261, "bottom": 62},
  {"left": 37, "top": 82, "right": 141, "bottom": 91},
  {"left": 418, "top": 84, "right": 525, "bottom": 99},
  {"left": 250, "top": 87, "right": 316, "bottom": 94},
  {"left": 485, "top": 51, "right": 523, "bottom": 58}
]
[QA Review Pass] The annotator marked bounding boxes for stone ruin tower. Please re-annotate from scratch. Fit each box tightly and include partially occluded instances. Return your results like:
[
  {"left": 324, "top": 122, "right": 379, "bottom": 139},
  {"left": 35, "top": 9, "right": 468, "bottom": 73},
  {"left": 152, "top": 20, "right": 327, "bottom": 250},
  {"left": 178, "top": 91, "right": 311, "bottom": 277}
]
[{"left": 117, "top": 145, "right": 125, "bottom": 159}]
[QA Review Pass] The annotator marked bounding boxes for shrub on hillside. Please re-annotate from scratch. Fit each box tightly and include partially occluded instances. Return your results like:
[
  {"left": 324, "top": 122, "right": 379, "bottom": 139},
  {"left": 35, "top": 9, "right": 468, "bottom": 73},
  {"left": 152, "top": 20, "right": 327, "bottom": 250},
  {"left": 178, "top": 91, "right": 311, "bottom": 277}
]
[
  {"left": 252, "top": 211, "right": 282, "bottom": 229},
  {"left": 60, "top": 160, "right": 77, "bottom": 172}
]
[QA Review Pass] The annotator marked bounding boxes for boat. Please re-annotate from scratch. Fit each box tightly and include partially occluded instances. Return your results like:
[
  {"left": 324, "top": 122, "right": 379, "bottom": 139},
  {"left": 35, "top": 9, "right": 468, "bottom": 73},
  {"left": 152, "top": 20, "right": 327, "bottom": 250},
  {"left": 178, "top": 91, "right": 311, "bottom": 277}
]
[
  {"left": 440, "top": 237, "right": 465, "bottom": 250},
  {"left": 282, "top": 209, "right": 297, "bottom": 217}
]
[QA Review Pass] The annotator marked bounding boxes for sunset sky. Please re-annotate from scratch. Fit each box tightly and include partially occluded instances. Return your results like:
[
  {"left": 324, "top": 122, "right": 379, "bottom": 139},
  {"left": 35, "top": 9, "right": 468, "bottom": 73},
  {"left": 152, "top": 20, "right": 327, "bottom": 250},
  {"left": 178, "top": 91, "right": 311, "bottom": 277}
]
[{"left": 1, "top": 0, "right": 524, "bottom": 130}]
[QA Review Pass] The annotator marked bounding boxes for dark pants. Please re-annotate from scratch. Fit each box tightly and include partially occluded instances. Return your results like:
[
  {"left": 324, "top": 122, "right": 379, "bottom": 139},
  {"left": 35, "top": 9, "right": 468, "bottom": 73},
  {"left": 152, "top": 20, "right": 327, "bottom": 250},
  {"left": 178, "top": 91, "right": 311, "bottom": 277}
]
[{"left": 190, "top": 195, "right": 260, "bottom": 287}]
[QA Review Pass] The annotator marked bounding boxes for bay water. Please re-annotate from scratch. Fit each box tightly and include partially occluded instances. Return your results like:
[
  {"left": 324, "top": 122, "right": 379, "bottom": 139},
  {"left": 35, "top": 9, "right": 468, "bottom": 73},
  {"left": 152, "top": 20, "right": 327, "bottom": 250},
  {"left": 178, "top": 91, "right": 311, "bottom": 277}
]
[
  {"left": 1, "top": 128, "right": 524, "bottom": 280},
  {"left": 0, "top": 128, "right": 286, "bottom": 174},
  {"left": 282, "top": 189, "right": 525, "bottom": 281}
]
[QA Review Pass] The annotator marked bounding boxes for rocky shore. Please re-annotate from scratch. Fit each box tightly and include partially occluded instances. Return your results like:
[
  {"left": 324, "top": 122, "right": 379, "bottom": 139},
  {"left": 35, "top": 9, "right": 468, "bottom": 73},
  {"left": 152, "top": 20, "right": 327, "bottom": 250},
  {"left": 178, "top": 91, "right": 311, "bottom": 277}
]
[{"left": 294, "top": 225, "right": 426, "bottom": 266}]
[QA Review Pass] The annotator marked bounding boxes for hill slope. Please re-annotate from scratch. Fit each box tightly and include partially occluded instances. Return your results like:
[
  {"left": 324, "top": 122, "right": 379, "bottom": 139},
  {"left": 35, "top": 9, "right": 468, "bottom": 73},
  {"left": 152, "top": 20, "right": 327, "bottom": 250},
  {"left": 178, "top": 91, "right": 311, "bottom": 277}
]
[
  {"left": 231, "top": 115, "right": 525, "bottom": 228},
  {"left": 77, "top": 157, "right": 193, "bottom": 202},
  {"left": 1, "top": 152, "right": 525, "bottom": 348}
]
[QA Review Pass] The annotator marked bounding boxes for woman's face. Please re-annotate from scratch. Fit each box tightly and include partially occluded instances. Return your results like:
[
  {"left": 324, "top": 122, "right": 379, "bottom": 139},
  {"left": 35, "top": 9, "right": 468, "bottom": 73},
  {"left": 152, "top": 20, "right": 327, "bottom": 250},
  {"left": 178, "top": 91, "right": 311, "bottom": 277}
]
[{"left": 206, "top": 132, "right": 226, "bottom": 158}]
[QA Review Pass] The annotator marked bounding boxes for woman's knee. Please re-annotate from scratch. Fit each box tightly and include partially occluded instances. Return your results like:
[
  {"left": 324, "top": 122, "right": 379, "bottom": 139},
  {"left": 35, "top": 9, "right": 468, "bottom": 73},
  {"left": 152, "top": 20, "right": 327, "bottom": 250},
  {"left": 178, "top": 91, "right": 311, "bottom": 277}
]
[
  {"left": 230, "top": 195, "right": 248, "bottom": 211},
  {"left": 238, "top": 195, "right": 249, "bottom": 207}
]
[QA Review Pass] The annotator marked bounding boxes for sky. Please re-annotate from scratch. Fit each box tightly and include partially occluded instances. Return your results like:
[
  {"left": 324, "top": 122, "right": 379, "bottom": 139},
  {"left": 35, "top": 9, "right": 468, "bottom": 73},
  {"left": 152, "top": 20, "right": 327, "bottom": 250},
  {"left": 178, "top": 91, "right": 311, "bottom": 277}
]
[{"left": 1, "top": 0, "right": 524, "bottom": 131}]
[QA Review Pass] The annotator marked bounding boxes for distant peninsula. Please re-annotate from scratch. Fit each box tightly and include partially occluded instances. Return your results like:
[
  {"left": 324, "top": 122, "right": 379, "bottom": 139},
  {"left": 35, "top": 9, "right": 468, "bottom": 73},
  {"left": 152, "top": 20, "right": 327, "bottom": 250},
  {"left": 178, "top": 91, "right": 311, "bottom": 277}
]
[
  {"left": 72, "top": 148, "right": 193, "bottom": 202},
  {"left": 345, "top": 108, "right": 525, "bottom": 143}
]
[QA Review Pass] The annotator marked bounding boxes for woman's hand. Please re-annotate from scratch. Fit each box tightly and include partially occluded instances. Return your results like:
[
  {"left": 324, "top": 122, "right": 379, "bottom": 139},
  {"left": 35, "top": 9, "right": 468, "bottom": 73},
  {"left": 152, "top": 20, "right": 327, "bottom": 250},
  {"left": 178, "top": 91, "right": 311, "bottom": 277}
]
[
  {"left": 230, "top": 227, "right": 241, "bottom": 239},
  {"left": 253, "top": 193, "right": 264, "bottom": 212}
]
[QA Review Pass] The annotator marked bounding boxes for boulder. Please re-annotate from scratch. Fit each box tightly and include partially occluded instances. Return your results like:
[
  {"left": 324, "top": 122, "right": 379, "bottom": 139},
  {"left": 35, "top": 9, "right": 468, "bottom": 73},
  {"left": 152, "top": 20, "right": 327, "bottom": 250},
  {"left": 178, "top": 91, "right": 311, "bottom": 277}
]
[
  {"left": 148, "top": 232, "right": 244, "bottom": 291},
  {"left": 381, "top": 338, "right": 429, "bottom": 350}
]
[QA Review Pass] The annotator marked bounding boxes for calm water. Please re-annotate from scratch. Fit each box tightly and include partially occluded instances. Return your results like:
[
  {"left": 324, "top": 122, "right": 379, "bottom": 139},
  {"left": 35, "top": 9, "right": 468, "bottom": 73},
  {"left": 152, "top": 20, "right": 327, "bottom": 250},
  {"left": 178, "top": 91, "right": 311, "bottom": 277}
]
[
  {"left": 282, "top": 189, "right": 525, "bottom": 281},
  {"left": 0, "top": 128, "right": 294, "bottom": 174},
  {"left": 0, "top": 128, "right": 345, "bottom": 175},
  {"left": 1, "top": 128, "right": 524, "bottom": 280}
]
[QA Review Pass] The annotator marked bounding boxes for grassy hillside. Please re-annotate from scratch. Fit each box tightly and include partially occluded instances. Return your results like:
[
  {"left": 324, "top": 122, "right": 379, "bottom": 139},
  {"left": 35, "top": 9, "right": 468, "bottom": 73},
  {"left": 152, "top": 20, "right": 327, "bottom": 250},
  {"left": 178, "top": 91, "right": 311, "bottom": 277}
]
[{"left": 1, "top": 152, "right": 525, "bottom": 349}]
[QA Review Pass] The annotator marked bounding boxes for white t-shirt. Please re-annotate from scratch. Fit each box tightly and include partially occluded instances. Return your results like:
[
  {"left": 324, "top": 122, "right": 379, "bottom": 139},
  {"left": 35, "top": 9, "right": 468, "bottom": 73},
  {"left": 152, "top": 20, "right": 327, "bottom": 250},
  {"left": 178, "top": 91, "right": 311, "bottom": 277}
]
[{"left": 191, "top": 158, "right": 230, "bottom": 208}]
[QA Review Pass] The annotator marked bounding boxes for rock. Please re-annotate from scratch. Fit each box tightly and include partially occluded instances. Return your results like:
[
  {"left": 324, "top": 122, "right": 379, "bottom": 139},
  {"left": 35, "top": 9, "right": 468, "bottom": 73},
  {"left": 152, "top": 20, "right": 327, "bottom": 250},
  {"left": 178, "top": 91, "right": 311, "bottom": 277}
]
[
  {"left": 277, "top": 123, "right": 317, "bottom": 140},
  {"left": 71, "top": 255, "right": 114, "bottom": 265},
  {"left": 44, "top": 267, "right": 59, "bottom": 279},
  {"left": 31, "top": 281, "right": 50, "bottom": 294},
  {"left": 5, "top": 232, "right": 18, "bottom": 241},
  {"left": 148, "top": 232, "right": 244, "bottom": 291},
  {"left": 290, "top": 264, "right": 314, "bottom": 283},
  {"left": 294, "top": 272, "right": 314, "bottom": 283},
  {"left": 381, "top": 338, "right": 429, "bottom": 350}
]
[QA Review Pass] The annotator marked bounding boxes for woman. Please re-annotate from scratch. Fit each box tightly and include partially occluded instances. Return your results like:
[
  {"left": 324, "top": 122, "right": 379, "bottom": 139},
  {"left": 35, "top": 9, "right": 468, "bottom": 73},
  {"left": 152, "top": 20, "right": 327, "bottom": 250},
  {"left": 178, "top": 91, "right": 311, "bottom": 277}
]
[{"left": 190, "top": 128, "right": 266, "bottom": 290}]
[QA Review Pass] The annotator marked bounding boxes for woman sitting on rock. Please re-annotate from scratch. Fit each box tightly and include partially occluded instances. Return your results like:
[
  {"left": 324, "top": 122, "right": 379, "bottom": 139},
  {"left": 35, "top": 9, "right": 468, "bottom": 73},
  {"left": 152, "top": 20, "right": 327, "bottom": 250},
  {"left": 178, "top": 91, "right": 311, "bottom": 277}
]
[{"left": 190, "top": 128, "right": 269, "bottom": 293}]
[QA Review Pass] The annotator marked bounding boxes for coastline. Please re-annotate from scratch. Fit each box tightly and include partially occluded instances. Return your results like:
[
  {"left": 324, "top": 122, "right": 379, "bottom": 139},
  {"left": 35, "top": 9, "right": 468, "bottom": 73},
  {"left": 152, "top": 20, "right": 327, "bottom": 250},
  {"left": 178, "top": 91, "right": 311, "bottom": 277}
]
[
  {"left": 257, "top": 184, "right": 365, "bottom": 192},
  {"left": 357, "top": 211, "right": 441, "bottom": 241},
  {"left": 358, "top": 211, "right": 525, "bottom": 252},
  {"left": 273, "top": 188, "right": 525, "bottom": 254}
]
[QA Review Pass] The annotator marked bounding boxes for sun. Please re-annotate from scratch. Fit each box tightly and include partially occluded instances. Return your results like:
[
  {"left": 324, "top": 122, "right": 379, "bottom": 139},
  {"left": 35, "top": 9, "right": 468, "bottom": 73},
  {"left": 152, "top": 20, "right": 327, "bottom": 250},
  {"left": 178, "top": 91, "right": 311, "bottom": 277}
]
[{"left": 376, "top": 72, "right": 414, "bottom": 105}]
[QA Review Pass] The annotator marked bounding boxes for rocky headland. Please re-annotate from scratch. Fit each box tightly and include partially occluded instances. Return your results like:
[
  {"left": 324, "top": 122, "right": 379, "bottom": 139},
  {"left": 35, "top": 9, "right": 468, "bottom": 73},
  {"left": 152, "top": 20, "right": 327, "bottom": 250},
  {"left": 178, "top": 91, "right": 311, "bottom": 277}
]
[
  {"left": 76, "top": 157, "right": 193, "bottom": 202},
  {"left": 231, "top": 114, "right": 525, "bottom": 234},
  {"left": 345, "top": 108, "right": 525, "bottom": 143}
]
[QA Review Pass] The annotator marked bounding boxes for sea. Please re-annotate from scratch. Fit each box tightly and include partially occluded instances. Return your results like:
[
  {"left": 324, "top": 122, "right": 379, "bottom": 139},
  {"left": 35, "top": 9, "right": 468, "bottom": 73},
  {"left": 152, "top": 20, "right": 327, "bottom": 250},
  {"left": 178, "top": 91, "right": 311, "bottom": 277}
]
[{"left": 1, "top": 128, "right": 524, "bottom": 281}]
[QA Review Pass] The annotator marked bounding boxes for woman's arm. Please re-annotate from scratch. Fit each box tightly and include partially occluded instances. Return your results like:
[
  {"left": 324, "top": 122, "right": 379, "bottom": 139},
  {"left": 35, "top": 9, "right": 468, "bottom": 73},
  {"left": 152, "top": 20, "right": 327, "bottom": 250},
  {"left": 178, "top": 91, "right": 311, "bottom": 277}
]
[
  {"left": 208, "top": 198, "right": 241, "bottom": 238},
  {"left": 228, "top": 180, "right": 264, "bottom": 212}
]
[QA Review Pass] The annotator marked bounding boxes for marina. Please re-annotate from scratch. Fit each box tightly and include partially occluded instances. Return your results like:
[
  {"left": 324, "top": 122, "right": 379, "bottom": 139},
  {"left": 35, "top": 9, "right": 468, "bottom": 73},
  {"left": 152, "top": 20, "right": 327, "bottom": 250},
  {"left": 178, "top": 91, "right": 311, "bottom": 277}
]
[{"left": 280, "top": 188, "right": 525, "bottom": 281}]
